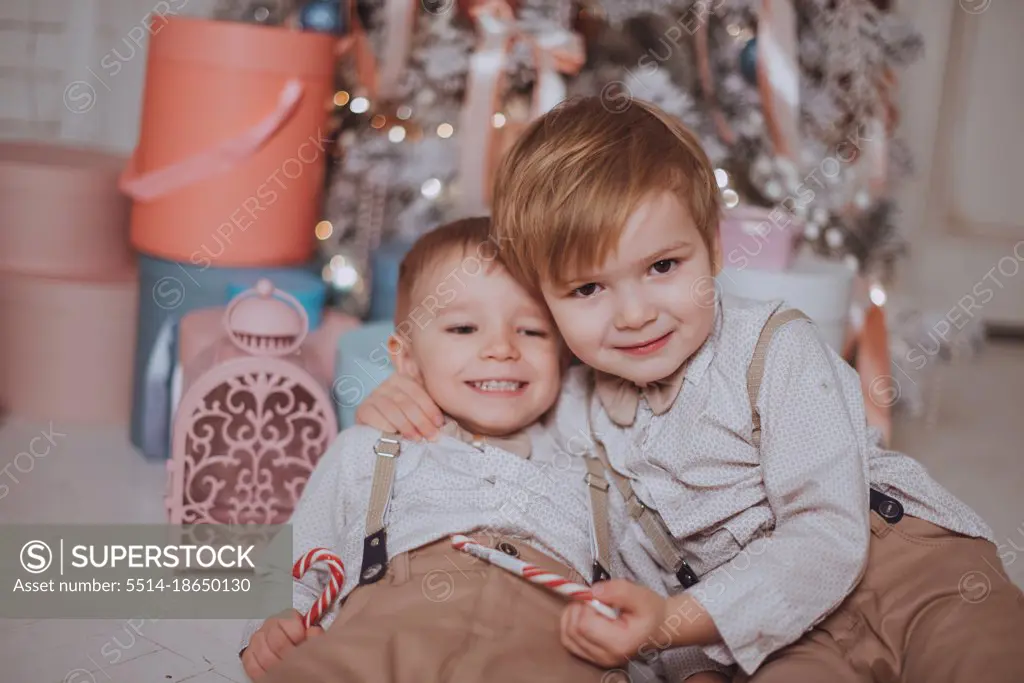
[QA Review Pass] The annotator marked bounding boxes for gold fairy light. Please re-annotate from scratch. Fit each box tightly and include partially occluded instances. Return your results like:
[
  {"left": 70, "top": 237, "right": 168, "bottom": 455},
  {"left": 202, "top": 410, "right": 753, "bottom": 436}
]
[{"left": 315, "top": 220, "right": 333, "bottom": 240}]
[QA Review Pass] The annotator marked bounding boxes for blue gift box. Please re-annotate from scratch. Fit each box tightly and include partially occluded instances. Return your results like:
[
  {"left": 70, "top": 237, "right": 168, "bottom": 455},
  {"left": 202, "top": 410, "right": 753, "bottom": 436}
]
[{"left": 368, "top": 241, "right": 414, "bottom": 323}]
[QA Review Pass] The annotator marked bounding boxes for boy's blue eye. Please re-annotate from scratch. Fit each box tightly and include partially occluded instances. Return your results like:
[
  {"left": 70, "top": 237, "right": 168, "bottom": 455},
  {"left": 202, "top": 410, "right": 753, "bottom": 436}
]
[
  {"left": 651, "top": 259, "right": 677, "bottom": 275},
  {"left": 572, "top": 283, "right": 601, "bottom": 298},
  {"left": 447, "top": 325, "right": 476, "bottom": 334}
]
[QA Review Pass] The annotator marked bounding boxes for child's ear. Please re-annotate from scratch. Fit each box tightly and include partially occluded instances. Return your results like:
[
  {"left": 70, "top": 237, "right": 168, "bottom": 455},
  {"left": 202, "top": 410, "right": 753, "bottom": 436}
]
[{"left": 387, "top": 333, "right": 421, "bottom": 379}]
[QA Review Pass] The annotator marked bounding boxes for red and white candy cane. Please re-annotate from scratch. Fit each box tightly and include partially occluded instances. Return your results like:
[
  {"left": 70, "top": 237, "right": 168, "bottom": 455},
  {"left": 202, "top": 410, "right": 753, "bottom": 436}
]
[
  {"left": 292, "top": 547, "right": 346, "bottom": 629},
  {"left": 450, "top": 535, "right": 618, "bottom": 619}
]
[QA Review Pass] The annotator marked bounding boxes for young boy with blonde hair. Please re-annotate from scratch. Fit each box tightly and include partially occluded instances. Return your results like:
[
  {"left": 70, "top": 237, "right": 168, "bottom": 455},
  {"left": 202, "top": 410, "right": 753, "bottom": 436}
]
[
  {"left": 356, "top": 99, "right": 1024, "bottom": 682},
  {"left": 239, "top": 217, "right": 726, "bottom": 683}
]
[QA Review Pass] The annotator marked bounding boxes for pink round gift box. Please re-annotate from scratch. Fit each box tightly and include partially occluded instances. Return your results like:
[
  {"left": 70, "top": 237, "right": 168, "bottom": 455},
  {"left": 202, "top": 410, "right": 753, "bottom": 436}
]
[
  {"left": 0, "top": 141, "right": 132, "bottom": 277},
  {"left": 0, "top": 267, "right": 138, "bottom": 424}
]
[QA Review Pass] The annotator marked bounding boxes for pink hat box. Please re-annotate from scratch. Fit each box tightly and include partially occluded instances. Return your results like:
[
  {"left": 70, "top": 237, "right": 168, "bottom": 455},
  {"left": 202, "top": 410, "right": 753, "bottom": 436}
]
[
  {"left": 719, "top": 204, "right": 802, "bottom": 271},
  {"left": 0, "top": 265, "right": 138, "bottom": 423},
  {"left": 0, "top": 141, "right": 132, "bottom": 277}
]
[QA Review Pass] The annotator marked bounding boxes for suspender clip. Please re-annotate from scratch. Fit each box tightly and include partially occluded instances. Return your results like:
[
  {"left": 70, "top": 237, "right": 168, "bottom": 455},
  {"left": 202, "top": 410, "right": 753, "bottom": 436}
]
[
  {"left": 359, "top": 528, "right": 389, "bottom": 585},
  {"left": 626, "top": 492, "right": 647, "bottom": 518},
  {"left": 374, "top": 435, "right": 401, "bottom": 458},
  {"left": 674, "top": 561, "right": 700, "bottom": 589},
  {"left": 584, "top": 472, "right": 610, "bottom": 492}
]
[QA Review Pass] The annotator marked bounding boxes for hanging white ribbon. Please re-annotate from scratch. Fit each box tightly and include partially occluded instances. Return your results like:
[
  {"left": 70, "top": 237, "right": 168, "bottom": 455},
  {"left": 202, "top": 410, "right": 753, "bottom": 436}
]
[
  {"left": 526, "top": 29, "right": 584, "bottom": 117},
  {"left": 377, "top": 0, "right": 419, "bottom": 101},
  {"left": 757, "top": 0, "right": 801, "bottom": 164},
  {"left": 457, "top": 1, "right": 584, "bottom": 214},
  {"left": 457, "top": 0, "right": 515, "bottom": 216}
]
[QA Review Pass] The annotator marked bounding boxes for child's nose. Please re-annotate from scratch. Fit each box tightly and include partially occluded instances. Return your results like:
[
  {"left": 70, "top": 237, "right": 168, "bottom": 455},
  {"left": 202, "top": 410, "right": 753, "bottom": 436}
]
[
  {"left": 614, "top": 294, "right": 657, "bottom": 330},
  {"left": 481, "top": 333, "right": 520, "bottom": 360}
]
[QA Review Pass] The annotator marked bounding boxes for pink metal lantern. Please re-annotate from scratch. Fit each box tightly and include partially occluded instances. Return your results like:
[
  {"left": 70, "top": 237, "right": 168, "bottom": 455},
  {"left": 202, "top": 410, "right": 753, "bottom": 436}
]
[{"left": 167, "top": 279, "right": 338, "bottom": 525}]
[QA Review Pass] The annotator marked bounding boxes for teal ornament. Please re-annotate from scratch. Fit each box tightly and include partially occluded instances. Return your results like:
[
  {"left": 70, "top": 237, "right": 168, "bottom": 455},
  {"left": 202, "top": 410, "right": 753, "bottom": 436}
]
[
  {"left": 299, "top": 1, "right": 344, "bottom": 34},
  {"left": 740, "top": 37, "right": 758, "bottom": 85}
]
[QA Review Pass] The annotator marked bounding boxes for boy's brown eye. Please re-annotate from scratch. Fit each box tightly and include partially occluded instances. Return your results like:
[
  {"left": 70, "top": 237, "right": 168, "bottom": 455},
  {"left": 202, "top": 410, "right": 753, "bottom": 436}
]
[
  {"left": 573, "top": 283, "right": 599, "bottom": 297},
  {"left": 651, "top": 259, "right": 676, "bottom": 274}
]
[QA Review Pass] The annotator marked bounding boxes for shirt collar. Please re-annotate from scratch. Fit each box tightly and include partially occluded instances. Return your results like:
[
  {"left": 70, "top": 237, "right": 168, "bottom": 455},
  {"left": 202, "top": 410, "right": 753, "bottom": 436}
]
[
  {"left": 593, "top": 298, "right": 722, "bottom": 427},
  {"left": 439, "top": 419, "right": 533, "bottom": 459}
]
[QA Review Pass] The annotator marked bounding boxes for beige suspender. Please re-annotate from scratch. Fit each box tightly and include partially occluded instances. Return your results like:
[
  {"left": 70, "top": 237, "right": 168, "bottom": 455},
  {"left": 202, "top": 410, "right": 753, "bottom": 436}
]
[
  {"left": 359, "top": 432, "right": 401, "bottom": 584},
  {"left": 747, "top": 308, "right": 809, "bottom": 448},
  {"left": 583, "top": 306, "right": 811, "bottom": 588},
  {"left": 583, "top": 456, "right": 613, "bottom": 581},
  {"left": 592, "top": 438, "right": 698, "bottom": 585}
]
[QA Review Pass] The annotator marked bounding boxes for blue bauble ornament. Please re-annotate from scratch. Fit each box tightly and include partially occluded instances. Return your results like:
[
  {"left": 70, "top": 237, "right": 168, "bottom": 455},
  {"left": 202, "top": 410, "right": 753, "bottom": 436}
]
[
  {"left": 299, "top": 1, "right": 343, "bottom": 34},
  {"left": 740, "top": 37, "right": 758, "bottom": 85}
]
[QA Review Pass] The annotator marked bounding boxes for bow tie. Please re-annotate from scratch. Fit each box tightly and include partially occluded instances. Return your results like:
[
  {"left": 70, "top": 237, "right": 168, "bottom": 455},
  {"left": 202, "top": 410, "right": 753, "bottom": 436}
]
[
  {"left": 593, "top": 361, "right": 688, "bottom": 427},
  {"left": 439, "top": 420, "right": 533, "bottom": 459}
]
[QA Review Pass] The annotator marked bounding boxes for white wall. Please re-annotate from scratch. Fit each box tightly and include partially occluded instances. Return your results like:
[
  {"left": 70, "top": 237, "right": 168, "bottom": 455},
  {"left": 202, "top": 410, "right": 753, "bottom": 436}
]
[
  {"left": 0, "top": 0, "right": 217, "bottom": 153},
  {"left": 894, "top": 0, "right": 1024, "bottom": 326}
]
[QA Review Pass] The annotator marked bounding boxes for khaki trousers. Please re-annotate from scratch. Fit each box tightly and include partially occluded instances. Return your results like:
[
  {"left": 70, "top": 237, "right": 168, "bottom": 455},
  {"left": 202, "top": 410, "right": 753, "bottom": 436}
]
[
  {"left": 263, "top": 533, "right": 609, "bottom": 683},
  {"left": 737, "top": 513, "right": 1024, "bottom": 683}
]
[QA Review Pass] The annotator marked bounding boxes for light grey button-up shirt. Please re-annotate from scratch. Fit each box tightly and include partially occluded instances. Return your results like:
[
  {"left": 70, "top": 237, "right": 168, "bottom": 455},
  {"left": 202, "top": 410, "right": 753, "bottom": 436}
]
[{"left": 583, "top": 293, "right": 994, "bottom": 674}]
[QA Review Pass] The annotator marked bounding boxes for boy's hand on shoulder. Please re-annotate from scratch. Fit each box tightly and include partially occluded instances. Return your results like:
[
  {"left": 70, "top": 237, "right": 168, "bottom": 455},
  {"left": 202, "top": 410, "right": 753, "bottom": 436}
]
[
  {"left": 354, "top": 373, "right": 444, "bottom": 441},
  {"left": 241, "top": 608, "right": 323, "bottom": 680}
]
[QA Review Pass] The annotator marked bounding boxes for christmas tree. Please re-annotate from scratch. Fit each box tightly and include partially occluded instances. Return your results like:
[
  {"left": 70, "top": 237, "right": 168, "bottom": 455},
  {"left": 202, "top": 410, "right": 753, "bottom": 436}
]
[{"left": 215, "top": 0, "right": 922, "bottom": 316}]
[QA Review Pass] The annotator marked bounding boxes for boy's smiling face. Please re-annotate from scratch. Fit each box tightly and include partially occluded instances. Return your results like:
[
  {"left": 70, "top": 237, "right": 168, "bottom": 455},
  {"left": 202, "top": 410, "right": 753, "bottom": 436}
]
[
  {"left": 540, "top": 191, "right": 720, "bottom": 386},
  {"left": 392, "top": 249, "right": 563, "bottom": 436}
]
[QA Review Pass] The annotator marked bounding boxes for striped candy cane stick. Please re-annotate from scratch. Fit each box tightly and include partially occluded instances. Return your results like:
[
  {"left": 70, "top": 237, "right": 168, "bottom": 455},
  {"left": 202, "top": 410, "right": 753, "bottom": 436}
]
[
  {"left": 450, "top": 535, "right": 618, "bottom": 619},
  {"left": 292, "top": 547, "right": 346, "bottom": 629}
]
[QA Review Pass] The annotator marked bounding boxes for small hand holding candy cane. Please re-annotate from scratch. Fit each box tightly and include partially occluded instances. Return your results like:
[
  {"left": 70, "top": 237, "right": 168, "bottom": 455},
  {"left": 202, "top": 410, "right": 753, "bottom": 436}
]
[
  {"left": 292, "top": 547, "right": 346, "bottom": 629},
  {"left": 450, "top": 535, "right": 618, "bottom": 619}
]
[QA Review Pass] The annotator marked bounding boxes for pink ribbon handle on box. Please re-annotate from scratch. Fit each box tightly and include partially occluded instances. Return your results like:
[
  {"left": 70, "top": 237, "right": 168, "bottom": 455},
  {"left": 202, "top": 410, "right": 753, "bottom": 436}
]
[{"left": 119, "top": 79, "right": 305, "bottom": 202}]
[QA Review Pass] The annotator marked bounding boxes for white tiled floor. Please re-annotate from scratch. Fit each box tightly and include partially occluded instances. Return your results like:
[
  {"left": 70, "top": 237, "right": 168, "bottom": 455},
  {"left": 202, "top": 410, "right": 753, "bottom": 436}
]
[{"left": 1, "top": 341, "right": 1022, "bottom": 683}]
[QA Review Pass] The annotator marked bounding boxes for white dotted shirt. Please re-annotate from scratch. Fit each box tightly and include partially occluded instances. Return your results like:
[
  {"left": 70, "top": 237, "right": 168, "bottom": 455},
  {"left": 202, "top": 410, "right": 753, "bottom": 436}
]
[{"left": 580, "top": 293, "right": 994, "bottom": 674}]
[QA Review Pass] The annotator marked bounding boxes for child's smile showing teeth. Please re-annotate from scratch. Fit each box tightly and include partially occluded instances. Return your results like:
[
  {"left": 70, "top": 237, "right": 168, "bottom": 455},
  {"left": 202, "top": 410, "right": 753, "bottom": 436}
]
[{"left": 467, "top": 380, "right": 527, "bottom": 394}]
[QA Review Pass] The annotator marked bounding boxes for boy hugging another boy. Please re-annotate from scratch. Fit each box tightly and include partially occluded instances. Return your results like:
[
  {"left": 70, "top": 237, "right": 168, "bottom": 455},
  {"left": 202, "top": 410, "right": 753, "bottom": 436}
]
[
  {"left": 358, "top": 98, "right": 1024, "bottom": 682},
  {"left": 239, "top": 218, "right": 726, "bottom": 683}
]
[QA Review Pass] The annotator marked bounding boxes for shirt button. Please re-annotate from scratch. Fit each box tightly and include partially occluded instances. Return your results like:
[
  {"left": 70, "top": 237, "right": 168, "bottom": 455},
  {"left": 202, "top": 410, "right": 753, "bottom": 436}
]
[{"left": 497, "top": 541, "right": 519, "bottom": 558}]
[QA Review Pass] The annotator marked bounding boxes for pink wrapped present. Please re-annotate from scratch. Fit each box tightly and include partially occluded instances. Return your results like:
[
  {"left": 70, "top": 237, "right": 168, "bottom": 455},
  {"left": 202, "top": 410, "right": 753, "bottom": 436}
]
[{"left": 719, "top": 204, "right": 801, "bottom": 272}]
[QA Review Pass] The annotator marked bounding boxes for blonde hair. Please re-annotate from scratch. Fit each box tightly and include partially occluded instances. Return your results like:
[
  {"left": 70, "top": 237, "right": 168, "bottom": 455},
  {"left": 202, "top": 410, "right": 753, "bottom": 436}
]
[{"left": 491, "top": 96, "right": 721, "bottom": 288}]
